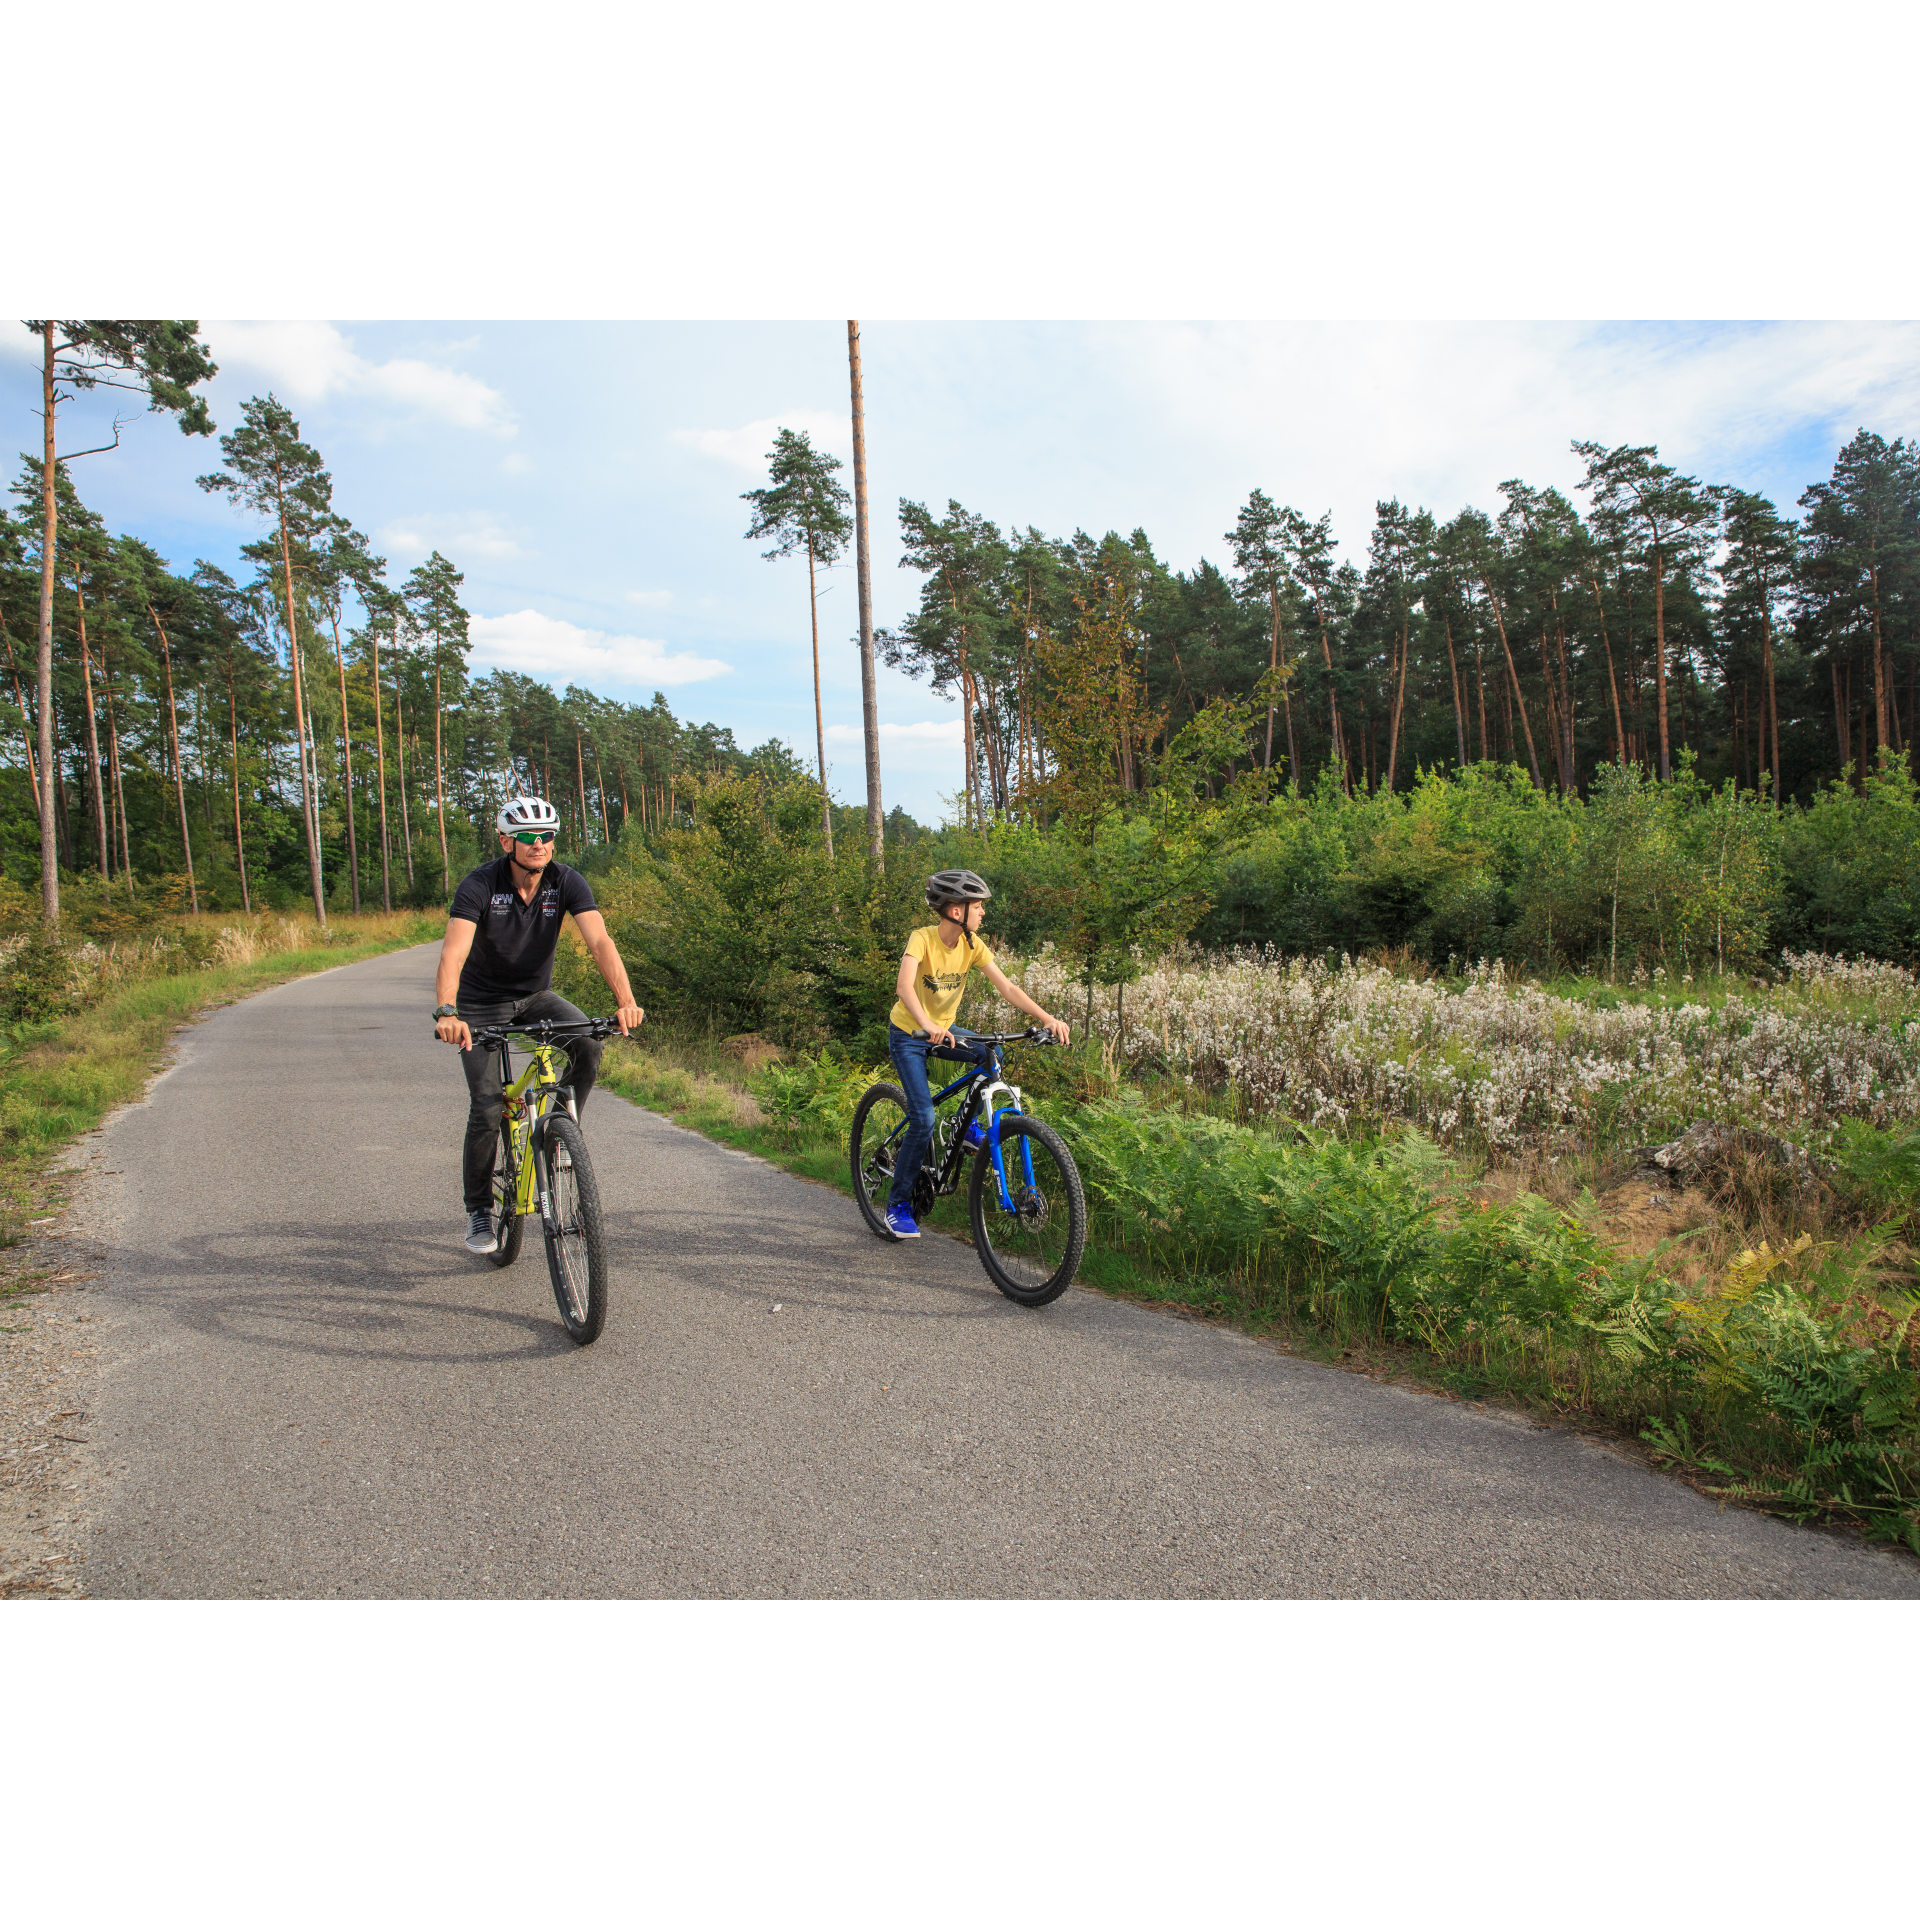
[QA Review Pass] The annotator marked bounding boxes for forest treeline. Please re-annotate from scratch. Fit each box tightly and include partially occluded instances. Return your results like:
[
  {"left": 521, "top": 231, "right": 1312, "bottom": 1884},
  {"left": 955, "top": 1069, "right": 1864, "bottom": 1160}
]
[
  {"left": 883, "top": 431, "right": 1920, "bottom": 818},
  {"left": 1, "top": 394, "right": 830, "bottom": 925}
]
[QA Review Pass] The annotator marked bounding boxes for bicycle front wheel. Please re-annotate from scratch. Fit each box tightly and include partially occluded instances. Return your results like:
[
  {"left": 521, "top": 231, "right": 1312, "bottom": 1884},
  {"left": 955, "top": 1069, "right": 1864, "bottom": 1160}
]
[
  {"left": 849, "top": 1083, "right": 911, "bottom": 1239},
  {"left": 489, "top": 1119, "right": 525, "bottom": 1269},
  {"left": 540, "top": 1112, "right": 607, "bottom": 1344},
  {"left": 967, "top": 1113, "right": 1086, "bottom": 1306}
]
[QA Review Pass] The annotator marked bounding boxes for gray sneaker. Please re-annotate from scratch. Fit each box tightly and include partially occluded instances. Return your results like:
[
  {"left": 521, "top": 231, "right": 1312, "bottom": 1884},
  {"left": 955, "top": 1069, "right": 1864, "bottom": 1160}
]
[{"left": 464, "top": 1208, "right": 497, "bottom": 1254}]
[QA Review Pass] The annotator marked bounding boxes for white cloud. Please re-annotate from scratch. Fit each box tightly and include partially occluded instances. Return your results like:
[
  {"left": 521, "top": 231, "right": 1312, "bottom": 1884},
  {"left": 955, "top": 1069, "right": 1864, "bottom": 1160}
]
[
  {"left": 380, "top": 512, "right": 523, "bottom": 561},
  {"left": 499, "top": 452, "right": 531, "bottom": 474},
  {"left": 625, "top": 588, "right": 673, "bottom": 607},
  {"left": 669, "top": 410, "right": 851, "bottom": 475},
  {"left": 1090, "top": 320, "right": 1920, "bottom": 561},
  {"left": 470, "top": 609, "right": 730, "bottom": 689},
  {"left": 827, "top": 719, "right": 964, "bottom": 746},
  {"left": 204, "top": 321, "right": 514, "bottom": 434}
]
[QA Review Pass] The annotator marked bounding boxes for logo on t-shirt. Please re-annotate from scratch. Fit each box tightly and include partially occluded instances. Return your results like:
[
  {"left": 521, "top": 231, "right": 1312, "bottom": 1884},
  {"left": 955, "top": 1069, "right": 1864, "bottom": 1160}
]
[{"left": 489, "top": 893, "right": 514, "bottom": 911}]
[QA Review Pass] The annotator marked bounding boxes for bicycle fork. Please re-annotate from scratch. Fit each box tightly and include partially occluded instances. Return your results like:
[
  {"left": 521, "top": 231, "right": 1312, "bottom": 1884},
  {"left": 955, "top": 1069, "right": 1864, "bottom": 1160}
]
[{"left": 973, "top": 1076, "right": 1037, "bottom": 1212}]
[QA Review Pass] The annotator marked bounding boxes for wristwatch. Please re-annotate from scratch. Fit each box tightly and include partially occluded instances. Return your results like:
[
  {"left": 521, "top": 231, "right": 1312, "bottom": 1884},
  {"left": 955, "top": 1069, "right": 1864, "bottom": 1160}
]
[{"left": 434, "top": 1003, "right": 458, "bottom": 1020}]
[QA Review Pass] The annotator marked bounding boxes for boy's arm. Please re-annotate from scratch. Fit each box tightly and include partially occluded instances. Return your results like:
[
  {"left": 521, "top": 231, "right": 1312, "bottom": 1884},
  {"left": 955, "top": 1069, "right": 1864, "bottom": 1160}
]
[
  {"left": 979, "top": 955, "right": 1071, "bottom": 1046},
  {"left": 895, "top": 951, "right": 953, "bottom": 1047}
]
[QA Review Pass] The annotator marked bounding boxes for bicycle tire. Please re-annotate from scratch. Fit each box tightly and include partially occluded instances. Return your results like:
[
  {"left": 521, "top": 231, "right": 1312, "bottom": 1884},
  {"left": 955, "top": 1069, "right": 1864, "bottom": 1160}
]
[
  {"left": 488, "top": 1119, "right": 525, "bottom": 1269},
  {"left": 967, "top": 1113, "right": 1086, "bottom": 1307},
  {"left": 539, "top": 1112, "right": 607, "bottom": 1344},
  {"left": 849, "top": 1083, "right": 911, "bottom": 1239}
]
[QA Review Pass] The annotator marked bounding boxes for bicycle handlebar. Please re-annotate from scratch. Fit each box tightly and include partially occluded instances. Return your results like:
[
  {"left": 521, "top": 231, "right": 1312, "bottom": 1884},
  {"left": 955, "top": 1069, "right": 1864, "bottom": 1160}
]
[
  {"left": 914, "top": 1026, "right": 1059, "bottom": 1048},
  {"left": 469, "top": 1017, "right": 630, "bottom": 1044}
]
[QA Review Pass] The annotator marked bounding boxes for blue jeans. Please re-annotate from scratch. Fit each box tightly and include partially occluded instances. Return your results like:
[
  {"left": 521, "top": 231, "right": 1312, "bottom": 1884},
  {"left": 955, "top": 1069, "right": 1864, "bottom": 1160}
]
[{"left": 886, "top": 1025, "right": 989, "bottom": 1210}]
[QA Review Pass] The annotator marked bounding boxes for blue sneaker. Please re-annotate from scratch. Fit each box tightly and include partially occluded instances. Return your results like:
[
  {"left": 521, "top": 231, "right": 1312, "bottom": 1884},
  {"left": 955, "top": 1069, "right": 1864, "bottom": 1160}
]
[{"left": 884, "top": 1203, "right": 920, "bottom": 1240}]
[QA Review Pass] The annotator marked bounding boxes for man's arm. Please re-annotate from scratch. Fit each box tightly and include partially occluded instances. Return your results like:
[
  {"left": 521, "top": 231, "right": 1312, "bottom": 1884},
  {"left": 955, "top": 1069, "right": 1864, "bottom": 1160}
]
[
  {"left": 979, "top": 954, "right": 1071, "bottom": 1046},
  {"left": 571, "top": 910, "right": 646, "bottom": 1035},
  {"left": 434, "top": 918, "right": 479, "bottom": 1051}
]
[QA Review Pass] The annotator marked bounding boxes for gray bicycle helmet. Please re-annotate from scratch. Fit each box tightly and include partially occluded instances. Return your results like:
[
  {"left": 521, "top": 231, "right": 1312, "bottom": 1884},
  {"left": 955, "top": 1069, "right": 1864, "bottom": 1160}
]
[
  {"left": 926, "top": 868, "right": 992, "bottom": 911},
  {"left": 497, "top": 794, "right": 560, "bottom": 834}
]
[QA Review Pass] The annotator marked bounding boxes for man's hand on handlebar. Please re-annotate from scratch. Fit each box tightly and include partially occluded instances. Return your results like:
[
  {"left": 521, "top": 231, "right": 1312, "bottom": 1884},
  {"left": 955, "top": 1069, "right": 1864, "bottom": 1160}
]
[
  {"left": 435, "top": 1014, "right": 474, "bottom": 1052},
  {"left": 614, "top": 1004, "right": 646, "bottom": 1036}
]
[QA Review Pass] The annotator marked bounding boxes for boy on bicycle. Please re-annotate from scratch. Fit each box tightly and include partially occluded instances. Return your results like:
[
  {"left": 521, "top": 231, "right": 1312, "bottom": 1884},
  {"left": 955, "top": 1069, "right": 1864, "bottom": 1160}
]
[
  {"left": 433, "top": 796, "right": 645, "bottom": 1253},
  {"left": 883, "top": 869, "right": 1070, "bottom": 1241}
]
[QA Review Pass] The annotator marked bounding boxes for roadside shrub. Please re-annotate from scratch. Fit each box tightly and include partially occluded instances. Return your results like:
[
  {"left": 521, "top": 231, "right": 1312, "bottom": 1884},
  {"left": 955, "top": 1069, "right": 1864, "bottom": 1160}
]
[{"left": 1, "top": 930, "right": 84, "bottom": 1026}]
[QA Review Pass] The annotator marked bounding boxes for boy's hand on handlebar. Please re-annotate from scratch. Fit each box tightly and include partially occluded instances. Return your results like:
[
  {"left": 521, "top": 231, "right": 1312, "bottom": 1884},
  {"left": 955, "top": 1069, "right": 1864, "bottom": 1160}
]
[
  {"left": 435, "top": 1015, "right": 473, "bottom": 1052},
  {"left": 925, "top": 1024, "right": 956, "bottom": 1049},
  {"left": 614, "top": 1004, "right": 646, "bottom": 1036},
  {"left": 1039, "top": 1014, "right": 1071, "bottom": 1047}
]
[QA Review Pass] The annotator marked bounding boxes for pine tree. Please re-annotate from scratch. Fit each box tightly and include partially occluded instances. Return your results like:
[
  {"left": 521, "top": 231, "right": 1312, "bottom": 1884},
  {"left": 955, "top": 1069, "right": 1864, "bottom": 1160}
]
[
  {"left": 24, "top": 321, "right": 215, "bottom": 922},
  {"left": 198, "top": 395, "right": 339, "bottom": 924},
  {"left": 1574, "top": 440, "right": 1718, "bottom": 781},
  {"left": 742, "top": 428, "right": 852, "bottom": 856}
]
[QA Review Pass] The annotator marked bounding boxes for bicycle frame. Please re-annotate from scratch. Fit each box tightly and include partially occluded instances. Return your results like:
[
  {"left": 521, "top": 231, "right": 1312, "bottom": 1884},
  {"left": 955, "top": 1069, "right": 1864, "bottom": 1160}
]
[
  {"left": 490, "top": 1037, "right": 575, "bottom": 1222},
  {"left": 900, "top": 1035, "right": 1037, "bottom": 1213}
]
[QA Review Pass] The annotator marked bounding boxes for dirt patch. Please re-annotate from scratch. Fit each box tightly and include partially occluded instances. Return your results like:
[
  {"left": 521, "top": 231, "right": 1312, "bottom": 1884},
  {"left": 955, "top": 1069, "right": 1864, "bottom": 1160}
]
[{"left": 0, "top": 1256, "right": 101, "bottom": 1600}]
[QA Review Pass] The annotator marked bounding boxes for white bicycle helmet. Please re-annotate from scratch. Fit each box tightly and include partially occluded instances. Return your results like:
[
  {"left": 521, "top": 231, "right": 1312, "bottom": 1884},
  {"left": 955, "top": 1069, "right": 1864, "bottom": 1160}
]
[{"left": 497, "top": 794, "right": 561, "bottom": 834}]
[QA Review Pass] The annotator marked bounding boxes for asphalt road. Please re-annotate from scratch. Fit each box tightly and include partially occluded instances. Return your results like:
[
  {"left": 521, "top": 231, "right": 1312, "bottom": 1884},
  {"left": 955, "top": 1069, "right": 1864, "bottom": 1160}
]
[{"left": 65, "top": 945, "right": 1920, "bottom": 1598}]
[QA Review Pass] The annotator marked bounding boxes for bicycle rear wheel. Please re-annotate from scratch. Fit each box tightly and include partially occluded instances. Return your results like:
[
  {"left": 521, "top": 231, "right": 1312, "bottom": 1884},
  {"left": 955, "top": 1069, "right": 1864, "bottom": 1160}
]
[
  {"left": 849, "top": 1083, "right": 911, "bottom": 1239},
  {"left": 540, "top": 1112, "right": 607, "bottom": 1344},
  {"left": 967, "top": 1113, "right": 1086, "bottom": 1306},
  {"left": 488, "top": 1119, "right": 525, "bottom": 1269}
]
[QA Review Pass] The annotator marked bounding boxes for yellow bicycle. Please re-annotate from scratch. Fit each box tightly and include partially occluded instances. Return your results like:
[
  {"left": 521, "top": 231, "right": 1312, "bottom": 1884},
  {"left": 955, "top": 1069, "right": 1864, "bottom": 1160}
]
[{"left": 472, "top": 1017, "right": 623, "bottom": 1345}]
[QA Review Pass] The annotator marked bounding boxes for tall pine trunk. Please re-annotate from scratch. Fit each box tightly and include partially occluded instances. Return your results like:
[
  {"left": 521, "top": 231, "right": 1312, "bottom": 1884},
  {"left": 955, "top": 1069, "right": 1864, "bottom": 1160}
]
[
  {"left": 76, "top": 584, "right": 107, "bottom": 878},
  {"left": 1763, "top": 605, "right": 1781, "bottom": 806},
  {"left": 575, "top": 729, "right": 592, "bottom": 846},
  {"left": 847, "top": 321, "right": 883, "bottom": 866},
  {"left": 433, "top": 651, "right": 449, "bottom": 897},
  {"left": 396, "top": 687, "right": 416, "bottom": 893},
  {"left": 273, "top": 466, "right": 327, "bottom": 925},
  {"left": 1442, "top": 615, "right": 1467, "bottom": 768},
  {"left": 805, "top": 532, "right": 833, "bottom": 857},
  {"left": 148, "top": 601, "right": 199, "bottom": 911},
  {"left": 226, "top": 651, "right": 250, "bottom": 911},
  {"left": 1385, "top": 615, "right": 1411, "bottom": 791},
  {"left": 330, "top": 608, "right": 361, "bottom": 913},
  {"left": 371, "top": 623, "right": 392, "bottom": 909},
  {"left": 4, "top": 617, "right": 41, "bottom": 809},
  {"left": 36, "top": 329, "right": 59, "bottom": 923},
  {"left": 104, "top": 646, "right": 132, "bottom": 887},
  {"left": 1652, "top": 545, "right": 1671, "bottom": 781},
  {"left": 1481, "top": 575, "right": 1543, "bottom": 788}
]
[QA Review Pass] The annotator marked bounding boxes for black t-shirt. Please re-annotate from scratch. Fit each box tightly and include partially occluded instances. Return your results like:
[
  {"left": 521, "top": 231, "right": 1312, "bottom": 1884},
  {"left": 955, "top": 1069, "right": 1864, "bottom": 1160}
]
[{"left": 448, "top": 856, "right": 599, "bottom": 1002}]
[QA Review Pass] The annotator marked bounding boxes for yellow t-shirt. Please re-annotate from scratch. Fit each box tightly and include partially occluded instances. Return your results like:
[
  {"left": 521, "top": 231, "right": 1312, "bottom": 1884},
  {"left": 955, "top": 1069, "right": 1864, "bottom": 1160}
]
[{"left": 890, "top": 923, "right": 991, "bottom": 1034}]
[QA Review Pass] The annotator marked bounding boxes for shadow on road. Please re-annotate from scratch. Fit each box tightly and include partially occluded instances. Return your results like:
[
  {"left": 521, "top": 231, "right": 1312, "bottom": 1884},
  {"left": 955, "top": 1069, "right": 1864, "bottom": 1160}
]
[{"left": 87, "top": 1218, "right": 585, "bottom": 1365}]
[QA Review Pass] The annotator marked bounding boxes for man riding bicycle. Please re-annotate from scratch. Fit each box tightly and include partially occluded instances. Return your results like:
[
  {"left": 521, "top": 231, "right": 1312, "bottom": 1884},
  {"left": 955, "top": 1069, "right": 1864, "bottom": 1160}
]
[
  {"left": 883, "top": 869, "right": 1070, "bottom": 1241},
  {"left": 433, "top": 796, "right": 645, "bottom": 1253}
]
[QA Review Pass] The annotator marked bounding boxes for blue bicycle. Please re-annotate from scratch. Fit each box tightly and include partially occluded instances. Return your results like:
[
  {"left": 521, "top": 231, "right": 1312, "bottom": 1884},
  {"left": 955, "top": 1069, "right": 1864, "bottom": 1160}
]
[{"left": 849, "top": 1027, "right": 1087, "bottom": 1306}]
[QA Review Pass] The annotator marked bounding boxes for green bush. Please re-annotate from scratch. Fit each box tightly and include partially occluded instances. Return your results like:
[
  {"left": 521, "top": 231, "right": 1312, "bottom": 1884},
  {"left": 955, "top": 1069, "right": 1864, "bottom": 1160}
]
[{"left": 1, "top": 930, "right": 84, "bottom": 1027}]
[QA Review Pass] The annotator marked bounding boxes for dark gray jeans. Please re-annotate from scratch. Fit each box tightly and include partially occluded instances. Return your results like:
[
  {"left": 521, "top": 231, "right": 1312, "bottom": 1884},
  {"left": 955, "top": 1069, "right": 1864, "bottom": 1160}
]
[{"left": 457, "top": 990, "right": 601, "bottom": 1211}]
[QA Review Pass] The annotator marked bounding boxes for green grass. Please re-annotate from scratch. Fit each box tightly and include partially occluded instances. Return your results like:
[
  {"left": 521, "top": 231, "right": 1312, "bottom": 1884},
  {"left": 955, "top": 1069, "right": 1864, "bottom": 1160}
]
[
  {"left": 594, "top": 1026, "right": 1920, "bottom": 1554},
  {"left": 0, "top": 912, "right": 440, "bottom": 1244}
]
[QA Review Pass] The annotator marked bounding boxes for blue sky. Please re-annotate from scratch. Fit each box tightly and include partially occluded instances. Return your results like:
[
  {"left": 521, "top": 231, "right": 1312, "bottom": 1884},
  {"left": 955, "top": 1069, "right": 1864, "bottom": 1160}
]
[{"left": 7, "top": 320, "right": 1918, "bottom": 824}]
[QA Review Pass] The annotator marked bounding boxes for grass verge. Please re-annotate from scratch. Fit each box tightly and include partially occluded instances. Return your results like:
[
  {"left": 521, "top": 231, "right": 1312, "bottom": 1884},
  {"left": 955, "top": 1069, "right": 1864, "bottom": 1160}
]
[
  {"left": 0, "top": 912, "right": 439, "bottom": 1249},
  {"left": 595, "top": 1025, "right": 1920, "bottom": 1557}
]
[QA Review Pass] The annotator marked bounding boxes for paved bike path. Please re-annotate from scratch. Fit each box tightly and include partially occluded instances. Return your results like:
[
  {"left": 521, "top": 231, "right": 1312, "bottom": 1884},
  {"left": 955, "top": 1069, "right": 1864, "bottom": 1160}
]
[{"left": 65, "top": 945, "right": 1920, "bottom": 1597}]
